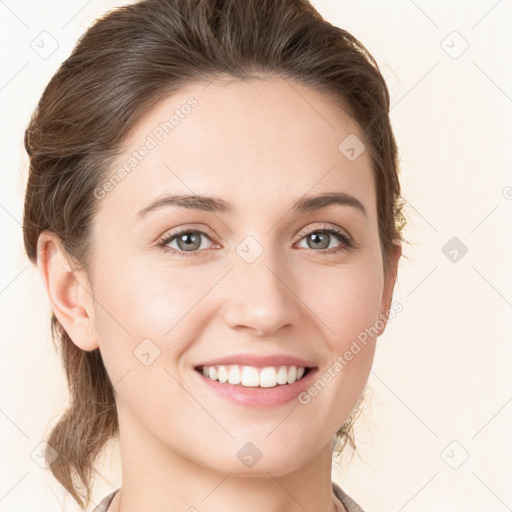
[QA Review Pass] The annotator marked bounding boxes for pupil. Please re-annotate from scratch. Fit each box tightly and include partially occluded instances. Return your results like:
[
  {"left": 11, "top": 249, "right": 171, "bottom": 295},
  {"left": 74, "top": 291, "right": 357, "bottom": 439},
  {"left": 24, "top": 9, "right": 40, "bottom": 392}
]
[
  {"left": 179, "top": 232, "right": 200, "bottom": 251},
  {"left": 309, "top": 232, "right": 329, "bottom": 250}
]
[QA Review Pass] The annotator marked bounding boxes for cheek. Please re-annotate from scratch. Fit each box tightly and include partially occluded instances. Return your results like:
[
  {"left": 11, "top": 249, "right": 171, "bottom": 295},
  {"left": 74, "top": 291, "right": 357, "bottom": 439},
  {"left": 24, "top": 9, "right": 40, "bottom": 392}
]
[
  {"left": 281, "top": 257, "right": 384, "bottom": 433},
  {"left": 91, "top": 259, "right": 211, "bottom": 421},
  {"left": 92, "top": 256, "right": 227, "bottom": 366},
  {"left": 303, "top": 256, "right": 384, "bottom": 350}
]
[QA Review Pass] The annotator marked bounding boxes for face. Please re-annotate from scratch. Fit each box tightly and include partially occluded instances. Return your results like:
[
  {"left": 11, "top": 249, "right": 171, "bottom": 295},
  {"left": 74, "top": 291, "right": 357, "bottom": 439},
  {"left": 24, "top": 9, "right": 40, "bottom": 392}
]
[{"left": 78, "top": 76, "right": 399, "bottom": 476}]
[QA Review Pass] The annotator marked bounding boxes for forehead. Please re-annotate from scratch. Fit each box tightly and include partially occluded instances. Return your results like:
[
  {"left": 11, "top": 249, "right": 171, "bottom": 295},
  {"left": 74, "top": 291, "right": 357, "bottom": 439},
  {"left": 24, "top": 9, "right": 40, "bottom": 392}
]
[{"left": 96, "top": 76, "right": 376, "bottom": 223}]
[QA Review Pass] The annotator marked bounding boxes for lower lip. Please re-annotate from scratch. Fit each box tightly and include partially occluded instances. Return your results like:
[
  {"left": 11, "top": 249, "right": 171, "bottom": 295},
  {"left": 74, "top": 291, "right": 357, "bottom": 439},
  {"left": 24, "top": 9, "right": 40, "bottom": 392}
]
[{"left": 193, "top": 367, "right": 318, "bottom": 408}]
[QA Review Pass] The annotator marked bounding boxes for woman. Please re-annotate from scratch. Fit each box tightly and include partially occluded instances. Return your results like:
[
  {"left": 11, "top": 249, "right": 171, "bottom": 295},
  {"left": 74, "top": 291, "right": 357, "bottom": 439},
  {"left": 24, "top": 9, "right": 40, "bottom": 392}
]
[{"left": 23, "top": 0, "right": 405, "bottom": 510}]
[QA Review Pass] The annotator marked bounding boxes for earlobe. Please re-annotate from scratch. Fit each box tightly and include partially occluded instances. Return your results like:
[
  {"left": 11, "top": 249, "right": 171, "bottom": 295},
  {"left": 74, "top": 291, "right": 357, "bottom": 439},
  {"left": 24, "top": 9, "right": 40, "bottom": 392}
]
[
  {"left": 377, "top": 241, "right": 402, "bottom": 337},
  {"left": 36, "top": 231, "right": 99, "bottom": 351}
]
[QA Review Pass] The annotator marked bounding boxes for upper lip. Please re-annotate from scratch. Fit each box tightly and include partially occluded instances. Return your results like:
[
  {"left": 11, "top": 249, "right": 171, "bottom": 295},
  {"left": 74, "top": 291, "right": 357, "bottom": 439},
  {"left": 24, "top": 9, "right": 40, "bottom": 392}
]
[{"left": 195, "top": 353, "right": 317, "bottom": 369}]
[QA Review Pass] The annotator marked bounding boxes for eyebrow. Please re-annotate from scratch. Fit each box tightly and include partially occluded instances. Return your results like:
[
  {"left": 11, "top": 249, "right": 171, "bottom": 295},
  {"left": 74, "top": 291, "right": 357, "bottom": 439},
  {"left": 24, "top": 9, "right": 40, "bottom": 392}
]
[{"left": 135, "top": 191, "right": 367, "bottom": 221}]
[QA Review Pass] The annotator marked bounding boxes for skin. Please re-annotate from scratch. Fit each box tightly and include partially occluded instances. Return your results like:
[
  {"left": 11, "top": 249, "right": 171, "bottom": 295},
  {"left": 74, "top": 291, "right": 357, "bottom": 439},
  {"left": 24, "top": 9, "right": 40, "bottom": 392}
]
[{"left": 37, "top": 76, "right": 401, "bottom": 512}]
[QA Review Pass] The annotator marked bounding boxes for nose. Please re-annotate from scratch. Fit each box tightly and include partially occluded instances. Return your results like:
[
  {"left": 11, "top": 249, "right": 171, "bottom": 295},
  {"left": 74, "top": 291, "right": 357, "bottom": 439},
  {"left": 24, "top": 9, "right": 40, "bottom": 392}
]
[{"left": 221, "top": 255, "right": 302, "bottom": 337}]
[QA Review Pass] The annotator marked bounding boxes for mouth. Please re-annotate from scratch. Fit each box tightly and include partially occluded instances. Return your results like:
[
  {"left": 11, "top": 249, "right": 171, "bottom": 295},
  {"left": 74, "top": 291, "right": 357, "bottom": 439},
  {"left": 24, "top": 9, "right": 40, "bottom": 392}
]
[
  {"left": 193, "top": 363, "right": 318, "bottom": 408},
  {"left": 194, "top": 364, "right": 315, "bottom": 388}
]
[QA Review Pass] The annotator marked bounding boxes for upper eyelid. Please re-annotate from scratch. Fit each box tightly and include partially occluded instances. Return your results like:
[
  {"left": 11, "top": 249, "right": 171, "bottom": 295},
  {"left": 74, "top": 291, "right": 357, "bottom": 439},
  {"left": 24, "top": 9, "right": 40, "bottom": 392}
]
[
  {"left": 300, "top": 224, "right": 351, "bottom": 238},
  {"left": 160, "top": 224, "right": 217, "bottom": 241},
  {"left": 160, "top": 223, "right": 351, "bottom": 241}
]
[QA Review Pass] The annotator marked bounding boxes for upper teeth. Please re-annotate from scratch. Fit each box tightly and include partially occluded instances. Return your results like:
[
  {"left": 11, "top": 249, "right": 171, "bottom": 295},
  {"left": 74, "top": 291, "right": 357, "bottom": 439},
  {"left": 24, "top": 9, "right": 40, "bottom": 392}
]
[{"left": 201, "top": 365, "right": 307, "bottom": 388}]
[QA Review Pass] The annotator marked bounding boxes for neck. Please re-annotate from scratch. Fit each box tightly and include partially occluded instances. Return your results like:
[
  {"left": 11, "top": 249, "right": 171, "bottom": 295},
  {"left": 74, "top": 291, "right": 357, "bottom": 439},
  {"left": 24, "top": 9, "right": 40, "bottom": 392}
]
[{"left": 109, "top": 404, "right": 346, "bottom": 512}]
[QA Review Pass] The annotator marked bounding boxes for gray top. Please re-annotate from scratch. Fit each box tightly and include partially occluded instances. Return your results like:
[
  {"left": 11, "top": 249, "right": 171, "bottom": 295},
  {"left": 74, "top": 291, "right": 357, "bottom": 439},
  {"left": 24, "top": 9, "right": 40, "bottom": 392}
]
[{"left": 92, "top": 482, "right": 365, "bottom": 512}]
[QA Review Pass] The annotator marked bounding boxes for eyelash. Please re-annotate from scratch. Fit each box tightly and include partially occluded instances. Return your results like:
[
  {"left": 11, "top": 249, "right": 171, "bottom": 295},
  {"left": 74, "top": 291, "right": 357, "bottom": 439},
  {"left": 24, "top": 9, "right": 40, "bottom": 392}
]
[{"left": 157, "top": 224, "right": 354, "bottom": 259}]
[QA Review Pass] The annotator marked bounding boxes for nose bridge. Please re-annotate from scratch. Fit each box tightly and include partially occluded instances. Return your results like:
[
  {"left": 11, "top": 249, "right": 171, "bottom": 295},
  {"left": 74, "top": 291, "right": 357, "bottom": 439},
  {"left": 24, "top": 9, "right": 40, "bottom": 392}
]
[{"left": 221, "top": 235, "right": 300, "bottom": 336}]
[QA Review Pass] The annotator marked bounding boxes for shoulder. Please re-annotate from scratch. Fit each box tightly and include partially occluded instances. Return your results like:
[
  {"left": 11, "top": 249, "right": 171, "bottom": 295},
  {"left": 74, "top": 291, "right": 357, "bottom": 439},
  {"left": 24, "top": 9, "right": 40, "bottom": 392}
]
[
  {"left": 92, "top": 488, "right": 120, "bottom": 512},
  {"left": 332, "top": 481, "right": 367, "bottom": 512}
]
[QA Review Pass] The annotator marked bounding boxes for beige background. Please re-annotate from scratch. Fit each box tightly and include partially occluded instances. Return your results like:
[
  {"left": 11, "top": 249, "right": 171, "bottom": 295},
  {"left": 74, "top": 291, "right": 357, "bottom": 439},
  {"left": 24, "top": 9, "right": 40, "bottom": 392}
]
[{"left": 1, "top": 1, "right": 511, "bottom": 510}]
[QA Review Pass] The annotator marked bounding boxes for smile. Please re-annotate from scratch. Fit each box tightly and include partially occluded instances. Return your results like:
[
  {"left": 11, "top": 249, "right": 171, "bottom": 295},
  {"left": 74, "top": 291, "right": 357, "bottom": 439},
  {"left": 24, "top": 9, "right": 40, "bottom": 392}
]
[
  {"left": 193, "top": 364, "right": 318, "bottom": 408},
  {"left": 196, "top": 364, "right": 311, "bottom": 388}
]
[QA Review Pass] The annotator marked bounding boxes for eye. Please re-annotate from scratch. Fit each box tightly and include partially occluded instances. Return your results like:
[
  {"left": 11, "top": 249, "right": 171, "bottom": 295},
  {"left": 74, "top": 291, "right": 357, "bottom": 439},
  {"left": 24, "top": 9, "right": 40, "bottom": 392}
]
[
  {"left": 157, "top": 224, "right": 354, "bottom": 258},
  {"left": 295, "top": 225, "right": 354, "bottom": 254},
  {"left": 157, "top": 229, "right": 216, "bottom": 258}
]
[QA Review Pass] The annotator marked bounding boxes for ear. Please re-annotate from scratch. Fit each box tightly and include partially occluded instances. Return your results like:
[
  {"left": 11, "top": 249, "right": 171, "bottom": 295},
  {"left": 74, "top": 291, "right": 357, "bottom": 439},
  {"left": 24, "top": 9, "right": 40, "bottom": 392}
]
[
  {"left": 36, "top": 230, "right": 99, "bottom": 351},
  {"left": 376, "top": 241, "right": 402, "bottom": 336}
]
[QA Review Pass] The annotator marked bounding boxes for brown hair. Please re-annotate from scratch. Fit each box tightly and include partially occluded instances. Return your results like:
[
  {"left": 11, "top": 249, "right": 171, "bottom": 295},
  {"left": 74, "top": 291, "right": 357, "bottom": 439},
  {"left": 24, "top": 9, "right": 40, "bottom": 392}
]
[{"left": 23, "top": 0, "right": 405, "bottom": 508}]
